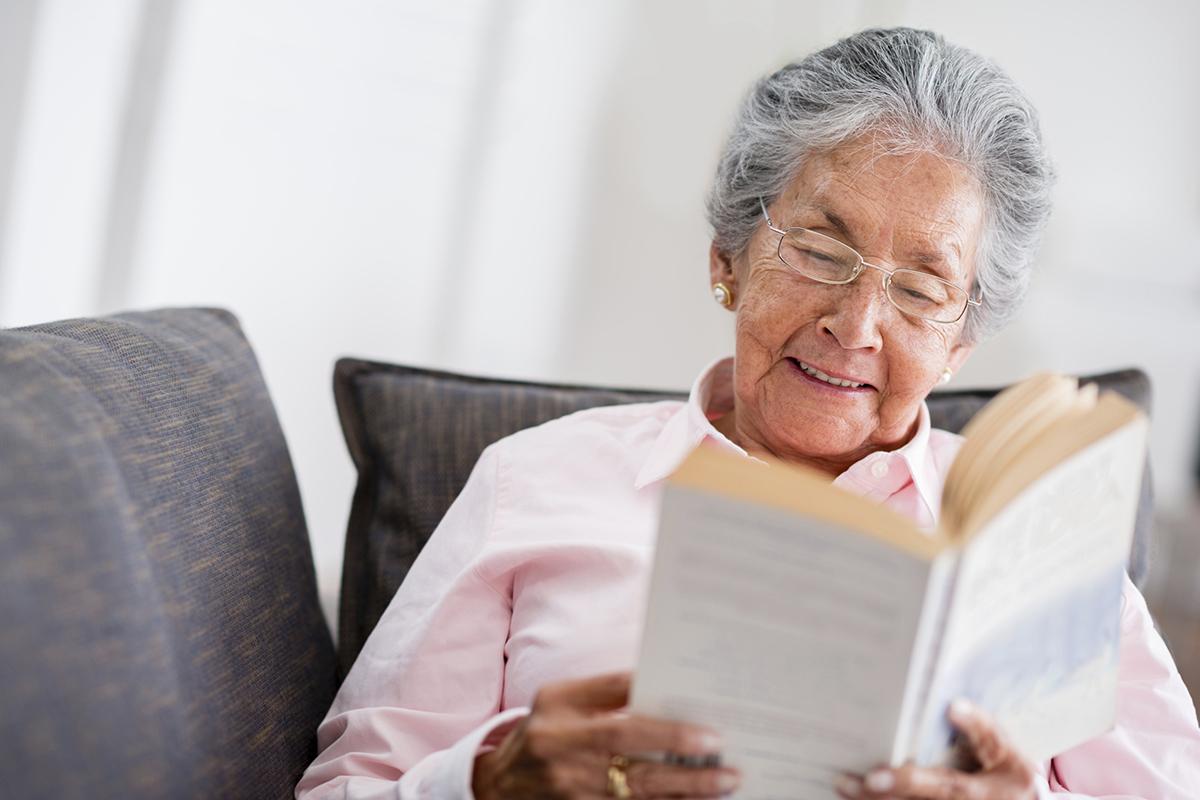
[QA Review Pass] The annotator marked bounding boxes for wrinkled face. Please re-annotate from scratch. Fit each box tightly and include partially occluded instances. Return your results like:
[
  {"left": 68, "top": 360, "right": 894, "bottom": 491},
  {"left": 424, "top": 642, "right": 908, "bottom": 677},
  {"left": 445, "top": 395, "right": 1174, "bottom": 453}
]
[{"left": 709, "top": 136, "right": 985, "bottom": 472}]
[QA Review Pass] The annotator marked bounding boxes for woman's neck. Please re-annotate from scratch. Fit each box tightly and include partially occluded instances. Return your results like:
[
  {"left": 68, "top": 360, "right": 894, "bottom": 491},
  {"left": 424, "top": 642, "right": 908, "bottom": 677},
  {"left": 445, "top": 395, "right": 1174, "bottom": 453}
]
[{"left": 708, "top": 408, "right": 893, "bottom": 480}]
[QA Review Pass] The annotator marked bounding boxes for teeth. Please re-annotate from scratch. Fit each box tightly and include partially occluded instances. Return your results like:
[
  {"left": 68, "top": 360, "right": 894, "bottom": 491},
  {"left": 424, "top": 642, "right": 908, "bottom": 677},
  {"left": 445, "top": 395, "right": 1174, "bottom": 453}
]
[{"left": 798, "top": 361, "right": 865, "bottom": 388}]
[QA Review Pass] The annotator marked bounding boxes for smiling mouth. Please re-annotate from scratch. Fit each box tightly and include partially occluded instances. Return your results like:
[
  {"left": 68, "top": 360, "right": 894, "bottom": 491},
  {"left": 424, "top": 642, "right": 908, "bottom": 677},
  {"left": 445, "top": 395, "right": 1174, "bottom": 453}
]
[{"left": 787, "top": 358, "right": 874, "bottom": 391}]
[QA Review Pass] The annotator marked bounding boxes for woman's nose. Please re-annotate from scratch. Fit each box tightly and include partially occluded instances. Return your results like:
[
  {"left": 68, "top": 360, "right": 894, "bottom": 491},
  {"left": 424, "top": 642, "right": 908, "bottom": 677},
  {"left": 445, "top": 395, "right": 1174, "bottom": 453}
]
[{"left": 819, "top": 273, "right": 887, "bottom": 351}]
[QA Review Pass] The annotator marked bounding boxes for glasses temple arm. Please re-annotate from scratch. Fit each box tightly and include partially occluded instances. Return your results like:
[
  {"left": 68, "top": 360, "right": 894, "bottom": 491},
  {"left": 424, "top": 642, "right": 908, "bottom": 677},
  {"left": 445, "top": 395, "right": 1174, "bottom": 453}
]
[{"left": 758, "top": 197, "right": 789, "bottom": 235}]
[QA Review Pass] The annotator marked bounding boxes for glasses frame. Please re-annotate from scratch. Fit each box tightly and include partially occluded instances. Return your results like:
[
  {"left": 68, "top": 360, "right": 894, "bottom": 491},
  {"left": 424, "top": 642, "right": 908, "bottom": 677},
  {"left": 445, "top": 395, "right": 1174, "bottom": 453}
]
[{"left": 757, "top": 197, "right": 983, "bottom": 324}]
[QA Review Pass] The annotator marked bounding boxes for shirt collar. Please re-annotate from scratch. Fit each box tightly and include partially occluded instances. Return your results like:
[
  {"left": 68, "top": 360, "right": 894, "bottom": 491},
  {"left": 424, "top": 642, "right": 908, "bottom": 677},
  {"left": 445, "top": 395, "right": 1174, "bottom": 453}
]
[
  {"left": 830, "top": 400, "right": 942, "bottom": 523},
  {"left": 904, "top": 402, "right": 943, "bottom": 519},
  {"left": 634, "top": 357, "right": 746, "bottom": 490},
  {"left": 634, "top": 356, "right": 943, "bottom": 522}
]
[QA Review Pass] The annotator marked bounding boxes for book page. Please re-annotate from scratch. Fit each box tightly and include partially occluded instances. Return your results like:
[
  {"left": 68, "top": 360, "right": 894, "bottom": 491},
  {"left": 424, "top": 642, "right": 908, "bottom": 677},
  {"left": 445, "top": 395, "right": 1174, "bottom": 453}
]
[
  {"left": 630, "top": 483, "right": 946, "bottom": 799},
  {"left": 911, "top": 417, "right": 1147, "bottom": 765},
  {"left": 941, "top": 374, "right": 1082, "bottom": 534}
]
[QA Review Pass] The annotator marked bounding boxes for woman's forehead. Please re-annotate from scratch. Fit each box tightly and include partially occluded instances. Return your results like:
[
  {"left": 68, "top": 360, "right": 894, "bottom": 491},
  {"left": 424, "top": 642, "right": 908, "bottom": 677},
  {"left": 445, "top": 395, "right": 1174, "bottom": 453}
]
[
  {"left": 790, "top": 145, "right": 983, "bottom": 228},
  {"left": 780, "top": 145, "right": 985, "bottom": 280}
]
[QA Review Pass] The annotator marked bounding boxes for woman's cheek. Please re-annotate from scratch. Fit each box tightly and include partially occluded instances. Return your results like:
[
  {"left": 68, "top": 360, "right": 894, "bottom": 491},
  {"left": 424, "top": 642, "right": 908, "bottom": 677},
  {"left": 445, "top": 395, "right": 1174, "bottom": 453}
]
[{"left": 735, "top": 299, "right": 786, "bottom": 355}]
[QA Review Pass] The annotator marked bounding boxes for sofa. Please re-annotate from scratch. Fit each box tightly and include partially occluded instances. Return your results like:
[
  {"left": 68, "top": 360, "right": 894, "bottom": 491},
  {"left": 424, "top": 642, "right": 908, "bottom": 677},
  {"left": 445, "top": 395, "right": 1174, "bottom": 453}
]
[{"left": 0, "top": 307, "right": 1154, "bottom": 798}]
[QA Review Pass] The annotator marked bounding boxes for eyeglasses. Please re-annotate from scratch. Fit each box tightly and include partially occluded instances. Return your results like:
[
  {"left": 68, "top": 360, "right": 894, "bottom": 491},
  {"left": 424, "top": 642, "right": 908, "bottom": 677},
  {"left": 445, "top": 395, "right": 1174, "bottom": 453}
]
[{"left": 758, "top": 198, "right": 982, "bottom": 324}]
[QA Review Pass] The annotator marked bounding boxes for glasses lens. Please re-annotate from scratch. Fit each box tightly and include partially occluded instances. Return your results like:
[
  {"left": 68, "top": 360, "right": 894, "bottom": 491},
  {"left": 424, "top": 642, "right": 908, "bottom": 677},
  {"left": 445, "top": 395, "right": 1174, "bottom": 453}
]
[
  {"left": 888, "top": 269, "right": 967, "bottom": 322},
  {"left": 778, "top": 230, "right": 859, "bottom": 283}
]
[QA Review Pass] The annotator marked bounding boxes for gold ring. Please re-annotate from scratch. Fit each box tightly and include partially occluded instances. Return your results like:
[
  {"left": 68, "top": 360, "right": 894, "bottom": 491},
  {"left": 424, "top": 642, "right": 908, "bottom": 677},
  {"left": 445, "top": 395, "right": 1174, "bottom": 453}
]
[{"left": 607, "top": 754, "right": 631, "bottom": 798}]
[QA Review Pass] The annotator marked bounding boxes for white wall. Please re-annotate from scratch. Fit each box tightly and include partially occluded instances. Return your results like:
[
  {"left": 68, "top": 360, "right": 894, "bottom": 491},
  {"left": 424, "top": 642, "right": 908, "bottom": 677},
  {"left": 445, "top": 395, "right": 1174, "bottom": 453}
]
[{"left": 2, "top": 0, "right": 1197, "bottom": 634}]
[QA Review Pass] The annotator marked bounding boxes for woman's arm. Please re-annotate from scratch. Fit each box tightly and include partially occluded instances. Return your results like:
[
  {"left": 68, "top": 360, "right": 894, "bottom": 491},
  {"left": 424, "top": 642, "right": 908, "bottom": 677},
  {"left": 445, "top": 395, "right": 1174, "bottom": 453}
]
[
  {"left": 294, "top": 444, "right": 517, "bottom": 799},
  {"left": 294, "top": 441, "right": 740, "bottom": 800}
]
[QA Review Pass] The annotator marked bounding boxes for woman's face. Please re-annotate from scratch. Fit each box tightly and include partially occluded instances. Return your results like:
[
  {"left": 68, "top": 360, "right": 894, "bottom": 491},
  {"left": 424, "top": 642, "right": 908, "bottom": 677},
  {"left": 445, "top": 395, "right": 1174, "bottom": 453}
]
[{"left": 710, "top": 137, "right": 985, "bottom": 473}]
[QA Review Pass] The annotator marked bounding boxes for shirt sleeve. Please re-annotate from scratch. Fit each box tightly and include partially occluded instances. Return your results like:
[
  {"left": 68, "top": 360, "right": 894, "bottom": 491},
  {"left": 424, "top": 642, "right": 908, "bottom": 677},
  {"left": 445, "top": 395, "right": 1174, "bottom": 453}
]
[
  {"left": 294, "top": 443, "right": 525, "bottom": 800},
  {"left": 1036, "top": 575, "right": 1200, "bottom": 799}
]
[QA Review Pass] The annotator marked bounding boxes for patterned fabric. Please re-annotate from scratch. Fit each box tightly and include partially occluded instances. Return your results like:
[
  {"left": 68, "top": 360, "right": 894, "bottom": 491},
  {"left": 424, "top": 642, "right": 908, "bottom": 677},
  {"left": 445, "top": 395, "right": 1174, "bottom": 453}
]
[
  {"left": 333, "top": 358, "right": 1153, "bottom": 681},
  {"left": 0, "top": 308, "right": 337, "bottom": 799}
]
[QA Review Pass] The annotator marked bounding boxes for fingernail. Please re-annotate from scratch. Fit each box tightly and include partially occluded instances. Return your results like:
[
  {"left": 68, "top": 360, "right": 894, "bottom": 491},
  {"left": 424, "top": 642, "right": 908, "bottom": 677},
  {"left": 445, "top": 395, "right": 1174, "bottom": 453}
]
[
  {"left": 717, "top": 772, "right": 739, "bottom": 792},
  {"left": 834, "top": 774, "right": 862, "bottom": 796},
  {"left": 697, "top": 731, "right": 723, "bottom": 752},
  {"left": 950, "top": 698, "right": 975, "bottom": 718},
  {"left": 865, "top": 769, "right": 894, "bottom": 792}
]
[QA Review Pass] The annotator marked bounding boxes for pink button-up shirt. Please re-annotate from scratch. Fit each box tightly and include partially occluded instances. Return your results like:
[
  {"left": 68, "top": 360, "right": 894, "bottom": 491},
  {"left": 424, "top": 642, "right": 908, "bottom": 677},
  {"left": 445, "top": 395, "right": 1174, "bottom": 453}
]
[{"left": 296, "top": 358, "right": 1200, "bottom": 799}]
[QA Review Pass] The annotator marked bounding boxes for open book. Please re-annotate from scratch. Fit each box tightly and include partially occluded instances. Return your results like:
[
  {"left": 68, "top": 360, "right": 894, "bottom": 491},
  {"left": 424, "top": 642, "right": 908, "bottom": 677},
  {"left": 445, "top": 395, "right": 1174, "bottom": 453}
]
[{"left": 629, "top": 374, "right": 1147, "bottom": 798}]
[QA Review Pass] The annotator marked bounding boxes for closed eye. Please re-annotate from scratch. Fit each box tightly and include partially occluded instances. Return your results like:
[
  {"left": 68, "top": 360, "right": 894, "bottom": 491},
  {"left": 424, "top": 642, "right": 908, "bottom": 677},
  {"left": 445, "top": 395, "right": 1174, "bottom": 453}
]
[{"left": 900, "top": 286, "right": 936, "bottom": 302}]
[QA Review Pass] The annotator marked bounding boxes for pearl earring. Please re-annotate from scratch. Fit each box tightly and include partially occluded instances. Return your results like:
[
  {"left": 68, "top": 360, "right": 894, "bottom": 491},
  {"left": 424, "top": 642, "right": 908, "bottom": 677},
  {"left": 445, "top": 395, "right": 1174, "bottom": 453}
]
[
  {"left": 940, "top": 367, "right": 953, "bottom": 385},
  {"left": 712, "top": 282, "right": 733, "bottom": 308}
]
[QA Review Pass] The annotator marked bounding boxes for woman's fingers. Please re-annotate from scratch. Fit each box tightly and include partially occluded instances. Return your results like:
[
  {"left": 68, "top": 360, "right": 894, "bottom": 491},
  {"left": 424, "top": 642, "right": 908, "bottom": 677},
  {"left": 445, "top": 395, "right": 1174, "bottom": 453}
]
[
  {"left": 569, "top": 760, "right": 739, "bottom": 799},
  {"left": 493, "top": 674, "right": 737, "bottom": 799},
  {"left": 861, "top": 763, "right": 985, "bottom": 799},
  {"left": 835, "top": 701, "right": 1038, "bottom": 800},
  {"left": 518, "top": 723, "right": 736, "bottom": 798},
  {"left": 623, "top": 760, "right": 741, "bottom": 798},
  {"left": 537, "top": 671, "right": 632, "bottom": 712},
  {"left": 532, "top": 673, "right": 723, "bottom": 759},
  {"left": 946, "top": 700, "right": 1012, "bottom": 771},
  {"left": 586, "top": 713, "right": 723, "bottom": 758}
]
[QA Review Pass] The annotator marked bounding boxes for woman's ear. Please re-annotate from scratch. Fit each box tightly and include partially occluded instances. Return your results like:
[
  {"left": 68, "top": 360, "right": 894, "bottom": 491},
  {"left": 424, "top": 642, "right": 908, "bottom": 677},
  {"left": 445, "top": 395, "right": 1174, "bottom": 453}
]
[
  {"left": 945, "top": 340, "right": 975, "bottom": 376},
  {"left": 709, "top": 242, "right": 738, "bottom": 305}
]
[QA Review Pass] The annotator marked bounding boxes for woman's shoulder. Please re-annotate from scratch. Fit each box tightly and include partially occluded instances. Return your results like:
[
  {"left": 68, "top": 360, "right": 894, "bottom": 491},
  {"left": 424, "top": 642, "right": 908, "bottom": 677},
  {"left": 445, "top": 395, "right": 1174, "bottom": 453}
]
[
  {"left": 497, "top": 399, "right": 683, "bottom": 453},
  {"left": 486, "top": 399, "right": 685, "bottom": 480}
]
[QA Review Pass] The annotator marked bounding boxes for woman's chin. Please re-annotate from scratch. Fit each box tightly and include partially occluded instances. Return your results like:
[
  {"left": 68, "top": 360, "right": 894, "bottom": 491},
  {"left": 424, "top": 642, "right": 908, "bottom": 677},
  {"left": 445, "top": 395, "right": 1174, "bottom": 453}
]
[
  {"left": 758, "top": 411, "right": 869, "bottom": 463},
  {"left": 759, "top": 370, "right": 877, "bottom": 450}
]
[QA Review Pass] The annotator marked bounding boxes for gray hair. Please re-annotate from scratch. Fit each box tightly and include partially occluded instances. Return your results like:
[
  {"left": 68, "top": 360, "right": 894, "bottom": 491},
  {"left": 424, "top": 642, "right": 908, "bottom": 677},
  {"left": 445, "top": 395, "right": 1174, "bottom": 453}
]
[{"left": 707, "top": 27, "right": 1054, "bottom": 344}]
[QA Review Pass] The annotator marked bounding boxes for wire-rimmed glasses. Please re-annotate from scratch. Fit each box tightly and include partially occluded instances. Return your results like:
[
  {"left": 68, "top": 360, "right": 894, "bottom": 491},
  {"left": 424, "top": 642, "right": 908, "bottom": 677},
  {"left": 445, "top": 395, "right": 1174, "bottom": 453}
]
[{"left": 758, "top": 198, "right": 982, "bottom": 324}]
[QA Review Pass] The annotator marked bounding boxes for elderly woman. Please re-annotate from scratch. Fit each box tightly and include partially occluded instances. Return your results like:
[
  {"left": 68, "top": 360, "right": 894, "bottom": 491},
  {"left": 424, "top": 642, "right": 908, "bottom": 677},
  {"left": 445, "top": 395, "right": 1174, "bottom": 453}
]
[{"left": 297, "top": 28, "right": 1200, "bottom": 800}]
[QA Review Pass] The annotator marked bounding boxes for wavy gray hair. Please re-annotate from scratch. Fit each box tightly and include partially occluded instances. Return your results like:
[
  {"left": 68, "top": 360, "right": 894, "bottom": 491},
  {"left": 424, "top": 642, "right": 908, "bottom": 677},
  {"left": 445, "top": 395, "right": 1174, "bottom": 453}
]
[{"left": 707, "top": 27, "right": 1055, "bottom": 345}]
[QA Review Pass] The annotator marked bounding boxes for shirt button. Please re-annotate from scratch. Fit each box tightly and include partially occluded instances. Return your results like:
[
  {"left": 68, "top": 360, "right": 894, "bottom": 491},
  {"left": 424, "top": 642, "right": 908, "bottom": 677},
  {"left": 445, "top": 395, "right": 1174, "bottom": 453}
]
[{"left": 870, "top": 459, "right": 890, "bottom": 479}]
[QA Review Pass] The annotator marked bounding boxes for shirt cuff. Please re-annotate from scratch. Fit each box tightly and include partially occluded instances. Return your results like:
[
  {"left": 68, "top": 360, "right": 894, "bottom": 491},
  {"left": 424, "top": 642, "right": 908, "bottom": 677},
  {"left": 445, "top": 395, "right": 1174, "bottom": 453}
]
[{"left": 399, "top": 707, "right": 530, "bottom": 800}]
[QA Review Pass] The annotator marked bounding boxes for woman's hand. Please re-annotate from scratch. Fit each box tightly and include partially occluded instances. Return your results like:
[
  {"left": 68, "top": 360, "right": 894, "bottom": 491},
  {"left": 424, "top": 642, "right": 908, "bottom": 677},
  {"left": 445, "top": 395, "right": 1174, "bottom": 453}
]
[
  {"left": 472, "top": 672, "right": 740, "bottom": 799},
  {"left": 835, "top": 700, "right": 1038, "bottom": 800}
]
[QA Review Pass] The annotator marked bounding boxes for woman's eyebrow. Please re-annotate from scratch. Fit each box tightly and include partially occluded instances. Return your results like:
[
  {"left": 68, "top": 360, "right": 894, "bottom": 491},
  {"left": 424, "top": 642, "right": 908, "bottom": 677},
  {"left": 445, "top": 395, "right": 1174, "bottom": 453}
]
[
  {"left": 816, "top": 206, "right": 855, "bottom": 242},
  {"left": 817, "top": 204, "right": 961, "bottom": 280},
  {"left": 908, "top": 253, "right": 957, "bottom": 282}
]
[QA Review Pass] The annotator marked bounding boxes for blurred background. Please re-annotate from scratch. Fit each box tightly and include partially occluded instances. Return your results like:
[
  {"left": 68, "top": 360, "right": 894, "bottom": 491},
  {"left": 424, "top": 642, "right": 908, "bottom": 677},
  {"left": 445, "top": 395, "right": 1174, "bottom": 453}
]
[{"left": 0, "top": 0, "right": 1197, "bottom": 688}]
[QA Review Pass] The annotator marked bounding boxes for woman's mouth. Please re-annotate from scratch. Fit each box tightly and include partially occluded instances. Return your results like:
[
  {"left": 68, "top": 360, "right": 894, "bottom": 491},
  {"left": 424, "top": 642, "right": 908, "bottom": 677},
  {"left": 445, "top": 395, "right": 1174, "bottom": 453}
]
[{"left": 787, "top": 358, "right": 874, "bottom": 392}]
